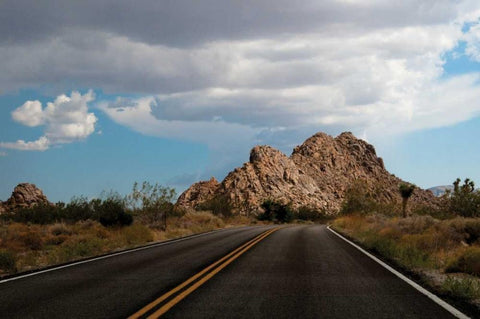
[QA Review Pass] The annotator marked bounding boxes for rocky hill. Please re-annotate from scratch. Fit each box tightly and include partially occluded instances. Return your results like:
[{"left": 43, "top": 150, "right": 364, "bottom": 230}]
[
  {"left": 177, "top": 132, "right": 437, "bottom": 215},
  {"left": 0, "top": 183, "right": 50, "bottom": 214}
]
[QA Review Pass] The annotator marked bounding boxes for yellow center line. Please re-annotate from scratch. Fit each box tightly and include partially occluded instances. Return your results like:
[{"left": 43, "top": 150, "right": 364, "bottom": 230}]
[
  {"left": 147, "top": 227, "right": 280, "bottom": 318},
  {"left": 128, "top": 227, "right": 278, "bottom": 319}
]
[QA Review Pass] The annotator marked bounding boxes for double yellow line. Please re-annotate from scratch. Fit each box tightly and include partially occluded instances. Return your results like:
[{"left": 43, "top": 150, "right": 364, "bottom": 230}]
[{"left": 129, "top": 227, "right": 280, "bottom": 319}]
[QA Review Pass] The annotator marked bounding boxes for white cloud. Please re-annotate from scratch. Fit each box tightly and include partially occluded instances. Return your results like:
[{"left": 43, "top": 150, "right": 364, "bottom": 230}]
[
  {"left": 12, "top": 100, "right": 45, "bottom": 126},
  {"left": 465, "top": 23, "right": 480, "bottom": 62},
  {"left": 0, "top": 136, "right": 49, "bottom": 151},
  {"left": 1, "top": 91, "right": 97, "bottom": 151}
]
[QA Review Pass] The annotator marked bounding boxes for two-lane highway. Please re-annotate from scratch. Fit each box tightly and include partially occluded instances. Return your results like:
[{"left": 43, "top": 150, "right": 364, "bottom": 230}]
[{"left": 0, "top": 225, "right": 465, "bottom": 318}]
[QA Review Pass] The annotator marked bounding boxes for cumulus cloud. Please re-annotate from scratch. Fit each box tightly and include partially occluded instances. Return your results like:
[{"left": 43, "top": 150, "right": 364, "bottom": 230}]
[
  {"left": 1, "top": 91, "right": 97, "bottom": 151},
  {"left": 11, "top": 100, "right": 45, "bottom": 126}
]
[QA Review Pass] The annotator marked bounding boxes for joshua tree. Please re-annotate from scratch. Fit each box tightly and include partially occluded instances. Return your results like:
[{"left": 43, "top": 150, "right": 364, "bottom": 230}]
[{"left": 399, "top": 183, "right": 416, "bottom": 218}]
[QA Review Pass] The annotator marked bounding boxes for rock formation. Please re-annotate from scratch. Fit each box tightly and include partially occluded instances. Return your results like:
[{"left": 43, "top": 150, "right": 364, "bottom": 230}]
[
  {"left": 0, "top": 183, "right": 50, "bottom": 213},
  {"left": 177, "top": 132, "right": 437, "bottom": 215},
  {"left": 176, "top": 177, "right": 220, "bottom": 209}
]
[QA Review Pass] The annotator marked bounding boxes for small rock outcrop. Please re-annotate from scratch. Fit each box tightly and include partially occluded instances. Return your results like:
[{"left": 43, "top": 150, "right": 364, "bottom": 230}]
[
  {"left": 177, "top": 131, "right": 437, "bottom": 215},
  {"left": 176, "top": 177, "right": 220, "bottom": 209},
  {"left": 1, "top": 183, "right": 50, "bottom": 213}
]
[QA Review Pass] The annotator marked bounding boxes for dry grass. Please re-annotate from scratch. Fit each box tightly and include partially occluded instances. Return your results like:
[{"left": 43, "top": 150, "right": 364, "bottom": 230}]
[
  {"left": 0, "top": 211, "right": 255, "bottom": 276},
  {"left": 332, "top": 214, "right": 480, "bottom": 302}
]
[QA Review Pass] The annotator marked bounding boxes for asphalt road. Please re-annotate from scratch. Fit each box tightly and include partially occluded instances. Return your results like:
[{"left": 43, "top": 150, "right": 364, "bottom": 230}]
[{"left": 0, "top": 225, "right": 462, "bottom": 318}]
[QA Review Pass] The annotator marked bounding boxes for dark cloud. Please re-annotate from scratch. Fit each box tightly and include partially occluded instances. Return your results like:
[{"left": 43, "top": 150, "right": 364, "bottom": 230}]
[{"left": 0, "top": 0, "right": 457, "bottom": 47}]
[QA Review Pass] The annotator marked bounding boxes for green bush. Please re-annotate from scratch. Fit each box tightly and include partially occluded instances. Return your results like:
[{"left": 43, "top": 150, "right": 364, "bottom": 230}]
[
  {"left": 0, "top": 250, "right": 16, "bottom": 272},
  {"left": 1, "top": 193, "right": 133, "bottom": 227},
  {"left": 340, "top": 179, "right": 377, "bottom": 215},
  {"left": 64, "top": 196, "right": 96, "bottom": 222},
  {"left": 96, "top": 199, "right": 133, "bottom": 227},
  {"left": 9, "top": 204, "right": 61, "bottom": 224}
]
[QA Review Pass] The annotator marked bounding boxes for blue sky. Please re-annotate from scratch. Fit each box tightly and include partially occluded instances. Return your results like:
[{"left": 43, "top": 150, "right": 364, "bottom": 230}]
[{"left": 1, "top": 1, "right": 480, "bottom": 202}]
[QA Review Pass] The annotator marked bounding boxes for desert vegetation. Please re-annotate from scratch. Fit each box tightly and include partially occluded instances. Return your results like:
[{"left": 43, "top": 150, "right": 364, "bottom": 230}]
[
  {"left": 257, "top": 199, "right": 331, "bottom": 223},
  {"left": 333, "top": 178, "right": 480, "bottom": 305},
  {"left": 0, "top": 182, "right": 252, "bottom": 276}
]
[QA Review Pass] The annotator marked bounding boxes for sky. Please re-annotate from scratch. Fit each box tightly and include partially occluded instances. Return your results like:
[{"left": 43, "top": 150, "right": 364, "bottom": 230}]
[{"left": 1, "top": 0, "right": 480, "bottom": 202}]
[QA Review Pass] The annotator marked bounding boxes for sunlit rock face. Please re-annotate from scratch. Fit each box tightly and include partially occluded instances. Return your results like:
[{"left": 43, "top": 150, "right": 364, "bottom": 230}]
[{"left": 1, "top": 183, "right": 51, "bottom": 213}]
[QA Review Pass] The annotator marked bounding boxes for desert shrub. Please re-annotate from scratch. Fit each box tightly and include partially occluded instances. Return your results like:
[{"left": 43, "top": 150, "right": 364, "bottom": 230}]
[
  {"left": 362, "top": 233, "right": 398, "bottom": 259},
  {"left": 0, "top": 250, "right": 16, "bottom": 272},
  {"left": 49, "top": 223, "right": 73, "bottom": 236},
  {"left": 442, "top": 276, "right": 480, "bottom": 300},
  {"left": 396, "top": 215, "right": 436, "bottom": 235},
  {"left": 377, "top": 226, "right": 403, "bottom": 240},
  {"left": 5, "top": 223, "right": 44, "bottom": 251},
  {"left": 8, "top": 203, "right": 61, "bottom": 224},
  {"left": 196, "top": 195, "right": 233, "bottom": 218},
  {"left": 63, "top": 196, "right": 95, "bottom": 222},
  {"left": 19, "top": 230, "right": 43, "bottom": 250},
  {"left": 44, "top": 234, "right": 69, "bottom": 246},
  {"left": 397, "top": 244, "right": 431, "bottom": 268},
  {"left": 341, "top": 179, "right": 377, "bottom": 215},
  {"left": 96, "top": 198, "right": 133, "bottom": 227},
  {"left": 295, "top": 206, "right": 331, "bottom": 222},
  {"left": 258, "top": 199, "right": 294, "bottom": 223},
  {"left": 177, "top": 211, "right": 225, "bottom": 230},
  {"left": 169, "top": 206, "right": 187, "bottom": 217},
  {"left": 121, "top": 224, "right": 154, "bottom": 245},
  {"left": 412, "top": 204, "right": 454, "bottom": 220},
  {"left": 370, "top": 202, "right": 400, "bottom": 216},
  {"left": 61, "top": 236, "right": 103, "bottom": 259},
  {"left": 126, "top": 182, "right": 176, "bottom": 228},
  {"left": 446, "top": 247, "right": 480, "bottom": 276},
  {"left": 464, "top": 220, "right": 480, "bottom": 245}
]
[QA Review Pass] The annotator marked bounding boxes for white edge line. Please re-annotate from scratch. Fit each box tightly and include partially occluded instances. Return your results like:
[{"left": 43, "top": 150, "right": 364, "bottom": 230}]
[
  {"left": 327, "top": 225, "right": 470, "bottom": 319},
  {"left": 0, "top": 225, "right": 259, "bottom": 284}
]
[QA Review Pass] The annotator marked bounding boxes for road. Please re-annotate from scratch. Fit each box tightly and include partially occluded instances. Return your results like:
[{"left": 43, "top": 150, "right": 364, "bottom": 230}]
[{"left": 0, "top": 225, "right": 463, "bottom": 318}]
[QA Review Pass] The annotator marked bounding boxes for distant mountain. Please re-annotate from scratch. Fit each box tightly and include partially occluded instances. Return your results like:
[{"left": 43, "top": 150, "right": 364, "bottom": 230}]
[
  {"left": 177, "top": 131, "right": 437, "bottom": 215},
  {"left": 428, "top": 185, "right": 454, "bottom": 197}
]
